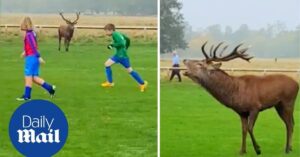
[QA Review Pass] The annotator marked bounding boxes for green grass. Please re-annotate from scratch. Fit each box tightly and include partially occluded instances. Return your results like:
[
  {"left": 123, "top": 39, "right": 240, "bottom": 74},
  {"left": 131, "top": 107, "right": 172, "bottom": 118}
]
[
  {"left": 0, "top": 37, "right": 157, "bottom": 157},
  {"left": 161, "top": 80, "right": 300, "bottom": 157}
]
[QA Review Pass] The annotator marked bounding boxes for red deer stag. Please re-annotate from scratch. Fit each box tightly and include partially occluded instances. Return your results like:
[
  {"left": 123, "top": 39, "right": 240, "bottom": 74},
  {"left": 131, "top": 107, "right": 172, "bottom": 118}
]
[
  {"left": 183, "top": 41, "right": 299, "bottom": 155},
  {"left": 58, "top": 12, "right": 80, "bottom": 52}
]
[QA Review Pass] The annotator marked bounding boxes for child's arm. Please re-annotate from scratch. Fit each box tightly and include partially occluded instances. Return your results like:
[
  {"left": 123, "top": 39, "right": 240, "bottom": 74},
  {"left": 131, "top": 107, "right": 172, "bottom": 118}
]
[
  {"left": 20, "top": 51, "right": 25, "bottom": 58},
  {"left": 124, "top": 35, "right": 130, "bottom": 49},
  {"left": 107, "top": 45, "right": 113, "bottom": 50},
  {"left": 110, "top": 33, "right": 125, "bottom": 48},
  {"left": 39, "top": 57, "right": 46, "bottom": 64}
]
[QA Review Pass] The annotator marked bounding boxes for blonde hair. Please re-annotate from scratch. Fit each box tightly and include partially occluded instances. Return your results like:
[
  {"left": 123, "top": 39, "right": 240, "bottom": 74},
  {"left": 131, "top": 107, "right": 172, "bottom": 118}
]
[{"left": 20, "top": 16, "right": 33, "bottom": 31}]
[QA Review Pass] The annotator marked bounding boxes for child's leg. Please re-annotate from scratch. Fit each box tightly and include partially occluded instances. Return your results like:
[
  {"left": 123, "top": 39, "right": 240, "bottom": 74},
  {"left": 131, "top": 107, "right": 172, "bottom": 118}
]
[
  {"left": 33, "top": 76, "right": 54, "bottom": 93},
  {"left": 104, "top": 58, "right": 115, "bottom": 83},
  {"left": 127, "top": 67, "right": 145, "bottom": 85},
  {"left": 23, "top": 76, "right": 33, "bottom": 98},
  {"left": 22, "top": 56, "right": 34, "bottom": 98},
  {"left": 120, "top": 58, "right": 145, "bottom": 85}
]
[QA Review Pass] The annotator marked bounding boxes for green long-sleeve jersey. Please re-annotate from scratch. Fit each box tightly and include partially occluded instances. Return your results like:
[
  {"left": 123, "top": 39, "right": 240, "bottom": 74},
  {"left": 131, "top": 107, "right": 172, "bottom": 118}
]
[{"left": 111, "top": 31, "right": 130, "bottom": 58}]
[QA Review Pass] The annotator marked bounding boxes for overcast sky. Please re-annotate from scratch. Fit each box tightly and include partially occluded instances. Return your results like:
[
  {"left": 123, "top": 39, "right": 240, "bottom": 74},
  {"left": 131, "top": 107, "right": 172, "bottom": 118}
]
[{"left": 180, "top": 0, "right": 300, "bottom": 31}]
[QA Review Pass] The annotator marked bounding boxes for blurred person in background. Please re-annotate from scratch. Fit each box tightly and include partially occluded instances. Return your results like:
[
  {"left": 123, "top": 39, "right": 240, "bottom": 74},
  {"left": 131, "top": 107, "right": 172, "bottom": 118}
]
[{"left": 169, "top": 51, "right": 181, "bottom": 82}]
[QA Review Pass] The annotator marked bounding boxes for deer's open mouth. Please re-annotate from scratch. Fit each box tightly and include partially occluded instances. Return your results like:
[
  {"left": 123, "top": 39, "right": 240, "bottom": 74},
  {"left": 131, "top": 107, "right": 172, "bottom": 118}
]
[
  {"left": 183, "top": 71, "right": 188, "bottom": 76},
  {"left": 183, "top": 69, "right": 191, "bottom": 76}
]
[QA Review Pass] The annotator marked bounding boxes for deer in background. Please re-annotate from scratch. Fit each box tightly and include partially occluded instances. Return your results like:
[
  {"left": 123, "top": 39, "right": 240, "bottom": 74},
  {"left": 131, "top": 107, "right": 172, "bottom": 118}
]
[
  {"left": 183, "top": 41, "right": 299, "bottom": 155},
  {"left": 58, "top": 12, "right": 80, "bottom": 52}
]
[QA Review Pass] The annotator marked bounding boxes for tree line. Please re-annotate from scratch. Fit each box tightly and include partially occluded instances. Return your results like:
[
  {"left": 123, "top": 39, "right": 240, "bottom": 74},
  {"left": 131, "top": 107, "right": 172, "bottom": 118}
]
[
  {"left": 186, "top": 23, "right": 300, "bottom": 58},
  {"left": 0, "top": 0, "right": 157, "bottom": 16}
]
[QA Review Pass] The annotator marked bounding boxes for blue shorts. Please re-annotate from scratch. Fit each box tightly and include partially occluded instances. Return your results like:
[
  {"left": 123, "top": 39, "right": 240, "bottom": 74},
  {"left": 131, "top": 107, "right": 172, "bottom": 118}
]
[
  {"left": 110, "top": 56, "right": 131, "bottom": 68},
  {"left": 24, "top": 56, "right": 40, "bottom": 76}
]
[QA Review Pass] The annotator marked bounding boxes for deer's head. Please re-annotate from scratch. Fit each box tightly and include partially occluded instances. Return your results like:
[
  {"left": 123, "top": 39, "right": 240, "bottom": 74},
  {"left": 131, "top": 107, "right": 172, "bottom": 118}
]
[
  {"left": 59, "top": 12, "right": 80, "bottom": 28},
  {"left": 183, "top": 41, "right": 253, "bottom": 79}
]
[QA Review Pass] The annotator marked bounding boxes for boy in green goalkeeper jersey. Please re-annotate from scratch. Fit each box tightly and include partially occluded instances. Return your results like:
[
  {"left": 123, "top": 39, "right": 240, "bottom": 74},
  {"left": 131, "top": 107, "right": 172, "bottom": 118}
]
[{"left": 102, "top": 23, "right": 148, "bottom": 92}]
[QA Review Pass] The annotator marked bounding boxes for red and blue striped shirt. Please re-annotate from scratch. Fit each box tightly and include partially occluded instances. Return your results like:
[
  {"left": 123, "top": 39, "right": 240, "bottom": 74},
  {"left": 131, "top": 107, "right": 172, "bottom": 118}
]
[{"left": 24, "top": 30, "right": 39, "bottom": 57}]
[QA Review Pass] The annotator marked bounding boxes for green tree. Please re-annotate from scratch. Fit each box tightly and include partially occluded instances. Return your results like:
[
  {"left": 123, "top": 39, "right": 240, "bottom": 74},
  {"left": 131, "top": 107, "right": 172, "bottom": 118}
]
[{"left": 160, "top": 0, "right": 187, "bottom": 53}]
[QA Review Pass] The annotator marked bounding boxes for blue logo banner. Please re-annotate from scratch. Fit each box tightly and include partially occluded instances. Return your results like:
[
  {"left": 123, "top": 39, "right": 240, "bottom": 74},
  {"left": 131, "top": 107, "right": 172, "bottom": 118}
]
[{"left": 9, "top": 100, "right": 68, "bottom": 157}]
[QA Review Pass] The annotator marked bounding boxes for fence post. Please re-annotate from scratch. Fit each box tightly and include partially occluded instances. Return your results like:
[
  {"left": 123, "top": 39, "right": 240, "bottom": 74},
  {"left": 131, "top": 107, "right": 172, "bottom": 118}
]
[
  {"left": 39, "top": 26, "right": 42, "bottom": 34},
  {"left": 5, "top": 24, "right": 7, "bottom": 33},
  {"left": 38, "top": 26, "right": 43, "bottom": 39},
  {"left": 143, "top": 27, "right": 147, "bottom": 41}
]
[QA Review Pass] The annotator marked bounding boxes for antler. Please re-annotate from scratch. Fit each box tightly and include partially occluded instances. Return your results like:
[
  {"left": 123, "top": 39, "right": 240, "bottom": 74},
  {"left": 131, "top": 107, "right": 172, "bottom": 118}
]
[
  {"left": 219, "top": 45, "right": 229, "bottom": 57},
  {"left": 201, "top": 41, "right": 253, "bottom": 62},
  {"left": 73, "top": 12, "right": 81, "bottom": 24},
  {"left": 59, "top": 12, "right": 71, "bottom": 23},
  {"left": 201, "top": 41, "right": 209, "bottom": 59}
]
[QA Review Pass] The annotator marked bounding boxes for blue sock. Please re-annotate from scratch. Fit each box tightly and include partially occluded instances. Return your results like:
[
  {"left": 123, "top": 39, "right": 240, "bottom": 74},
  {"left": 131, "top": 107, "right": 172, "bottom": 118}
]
[
  {"left": 130, "top": 71, "right": 144, "bottom": 85},
  {"left": 24, "top": 86, "right": 31, "bottom": 98},
  {"left": 105, "top": 66, "right": 113, "bottom": 83},
  {"left": 42, "top": 82, "right": 53, "bottom": 93}
]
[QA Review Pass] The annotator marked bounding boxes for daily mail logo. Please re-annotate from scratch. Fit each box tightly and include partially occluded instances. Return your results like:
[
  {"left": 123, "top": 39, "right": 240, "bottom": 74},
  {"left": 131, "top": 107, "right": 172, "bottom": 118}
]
[
  {"left": 17, "top": 115, "right": 60, "bottom": 143},
  {"left": 9, "top": 100, "right": 68, "bottom": 157}
]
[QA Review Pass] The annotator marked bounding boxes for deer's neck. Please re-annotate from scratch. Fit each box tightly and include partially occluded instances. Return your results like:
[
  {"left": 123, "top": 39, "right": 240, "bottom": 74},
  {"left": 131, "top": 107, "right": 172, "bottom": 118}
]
[{"left": 198, "top": 70, "right": 238, "bottom": 108}]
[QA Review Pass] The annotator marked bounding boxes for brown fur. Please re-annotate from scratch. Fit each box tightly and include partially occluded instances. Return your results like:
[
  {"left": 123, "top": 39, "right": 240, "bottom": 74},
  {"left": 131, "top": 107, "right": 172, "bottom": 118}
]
[
  {"left": 184, "top": 59, "right": 299, "bottom": 155},
  {"left": 58, "top": 12, "right": 80, "bottom": 52}
]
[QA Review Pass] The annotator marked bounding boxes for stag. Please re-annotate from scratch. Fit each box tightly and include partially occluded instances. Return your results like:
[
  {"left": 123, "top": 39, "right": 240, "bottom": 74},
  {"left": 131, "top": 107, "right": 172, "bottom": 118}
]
[
  {"left": 183, "top": 41, "right": 299, "bottom": 155},
  {"left": 58, "top": 12, "right": 80, "bottom": 52}
]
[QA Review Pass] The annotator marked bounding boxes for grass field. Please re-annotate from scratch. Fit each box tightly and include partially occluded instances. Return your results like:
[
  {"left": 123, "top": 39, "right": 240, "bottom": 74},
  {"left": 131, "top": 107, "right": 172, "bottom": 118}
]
[
  {"left": 160, "top": 80, "right": 300, "bottom": 157},
  {"left": 0, "top": 37, "right": 157, "bottom": 156}
]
